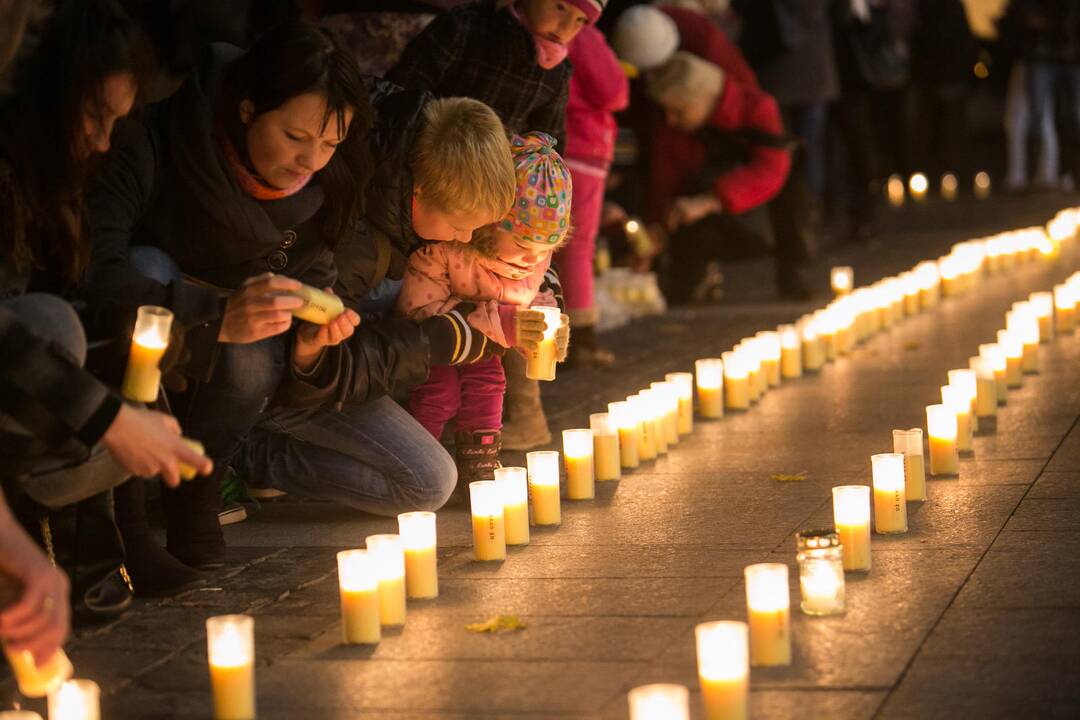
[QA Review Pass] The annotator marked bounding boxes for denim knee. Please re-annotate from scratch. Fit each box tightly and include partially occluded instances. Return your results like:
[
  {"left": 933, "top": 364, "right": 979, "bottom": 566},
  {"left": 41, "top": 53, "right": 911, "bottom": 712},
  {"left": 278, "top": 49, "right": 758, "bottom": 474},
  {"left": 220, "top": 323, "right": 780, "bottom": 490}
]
[
  {"left": 211, "top": 338, "right": 286, "bottom": 406},
  {"left": 3, "top": 293, "right": 87, "bottom": 366},
  {"left": 130, "top": 246, "right": 182, "bottom": 285},
  {"left": 405, "top": 441, "right": 457, "bottom": 511}
]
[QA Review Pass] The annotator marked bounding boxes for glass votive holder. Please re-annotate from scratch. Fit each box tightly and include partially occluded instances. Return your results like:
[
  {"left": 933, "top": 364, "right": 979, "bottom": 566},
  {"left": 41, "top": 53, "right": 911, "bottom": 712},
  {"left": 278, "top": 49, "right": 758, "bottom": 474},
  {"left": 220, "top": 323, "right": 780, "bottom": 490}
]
[
  {"left": 628, "top": 683, "right": 690, "bottom": 720},
  {"left": 526, "top": 450, "right": 561, "bottom": 526},
  {"left": 470, "top": 481, "right": 506, "bottom": 561},
  {"left": 796, "top": 530, "right": 846, "bottom": 616},
  {"left": 206, "top": 615, "right": 255, "bottom": 720},
  {"left": 397, "top": 511, "right": 438, "bottom": 599},
  {"left": 695, "top": 620, "right": 749, "bottom": 720},
  {"left": 589, "top": 413, "right": 621, "bottom": 481},
  {"left": 495, "top": 466, "right": 530, "bottom": 545},
  {"left": 47, "top": 679, "right": 100, "bottom": 720}
]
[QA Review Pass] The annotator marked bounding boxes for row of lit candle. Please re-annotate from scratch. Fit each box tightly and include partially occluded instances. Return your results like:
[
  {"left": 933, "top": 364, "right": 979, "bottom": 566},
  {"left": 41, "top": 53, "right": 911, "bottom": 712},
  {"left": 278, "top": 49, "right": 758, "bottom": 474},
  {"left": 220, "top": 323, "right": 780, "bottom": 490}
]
[
  {"left": 625, "top": 212, "right": 1079, "bottom": 719},
  {"left": 886, "top": 171, "right": 991, "bottom": 207}
]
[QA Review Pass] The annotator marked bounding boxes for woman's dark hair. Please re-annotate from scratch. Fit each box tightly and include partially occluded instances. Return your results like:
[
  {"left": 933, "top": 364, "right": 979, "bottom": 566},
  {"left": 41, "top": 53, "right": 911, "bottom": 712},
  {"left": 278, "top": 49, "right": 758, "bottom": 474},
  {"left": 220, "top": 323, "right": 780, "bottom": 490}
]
[
  {"left": 0, "top": 0, "right": 155, "bottom": 283},
  {"left": 220, "top": 22, "right": 373, "bottom": 247}
]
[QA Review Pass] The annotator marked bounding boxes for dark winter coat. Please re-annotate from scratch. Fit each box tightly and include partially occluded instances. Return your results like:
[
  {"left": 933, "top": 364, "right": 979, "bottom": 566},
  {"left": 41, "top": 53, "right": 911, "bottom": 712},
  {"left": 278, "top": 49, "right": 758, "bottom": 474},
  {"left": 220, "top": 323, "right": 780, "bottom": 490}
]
[
  {"left": 386, "top": 0, "right": 571, "bottom": 145},
  {"left": 999, "top": 0, "right": 1080, "bottom": 65}
]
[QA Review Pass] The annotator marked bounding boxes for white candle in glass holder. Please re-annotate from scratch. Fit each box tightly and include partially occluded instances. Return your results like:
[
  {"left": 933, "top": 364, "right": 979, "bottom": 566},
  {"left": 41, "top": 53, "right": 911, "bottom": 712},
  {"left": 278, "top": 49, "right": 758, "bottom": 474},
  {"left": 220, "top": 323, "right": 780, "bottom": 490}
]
[
  {"left": 665, "top": 372, "right": 695, "bottom": 434},
  {"left": 0, "top": 712, "right": 43, "bottom": 719},
  {"left": 909, "top": 172, "right": 928, "bottom": 202},
  {"left": 757, "top": 331, "right": 782, "bottom": 387},
  {"left": 608, "top": 401, "right": 640, "bottom": 468},
  {"left": 926, "top": 404, "right": 959, "bottom": 476},
  {"left": 779, "top": 324, "right": 802, "bottom": 379},
  {"left": 722, "top": 352, "right": 750, "bottom": 410},
  {"left": 47, "top": 679, "right": 100, "bottom": 720},
  {"left": 871, "top": 453, "right": 908, "bottom": 534},
  {"left": 365, "top": 534, "right": 406, "bottom": 626},
  {"left": 2, "top": 642, "right": 73, "bottom": 699},
  {"left": 744, "top": 563, "right": 791, "bottom": 667},
  {"left": 1031, "top": 292, "right": 1054, "bottom": 342},
  {"left": 336, "top": 549, "right": 381, "bottom": 644},
  {"left": 1054, "top": 284, "right": 1076, "bottom": 333},
  {"left": 901, "top": 272, "right": 920, "bottom": 315},
  {"left": 832, "top": 485, "right": 871, "bottom": 572},
  {"left": 650, "top": 381, "right": 680, "bottom": 445},
  {"left": 526, "top": 451, "right": 561, "bottom": 526},
  {"left": 968, "top": 357, "right": 998, "bottom": 417},
  {"left": 525, "top": 306, "right": 561, "bottom": 381},
  {"left": 562, "top": 429, "right": 595, "bottom": 500},
  {"left": 589, "top": 413, "right": 621, "bottom": 481},
  {"left": 1012, "top": 307, "right": 1040, "bottom": 373},
  {"left": 397, "top": 511, "right": 438, "bottom": 599},
  {"left": 974, "top": 170, "right": 991, "bottom": 199},
  {"left": 628, "top": 684, "right": 690, "bottom": 720},
  {"left": 886, "top": 174, "right": 905, "bottom": 207},
  {"left": 941, "top": 172, "right": 958, "bottom": 201},
  {"left": 800, "top": 319, "right": 825, "bottom": 371},
  {"left": 639, "top": 389, "right": 667, "bottom": 456},
  {"left": 695, "top": 621, "right": 749, "bottom": 720},
  {"left": 206, "top": 615, "right": 255, "bottom": 720},
  {"left": 628, "top": 394, "right": 657, "bottom": 461},
  {"left": 942, "top": 384, "right": 973, "bottom": 452},
  {"left": 470, "top": 481, "right": 506, "bottom": 561},
  {"left": 743, "top": 340, "right": 765, "bottom": 400},
  {"left": 892, "top": 428, "right": 926, "bottom": 502},
  {"left": 949, "top": 369, "right": 980, "bottom": 434},
  {"left": 996, "top": 331, "right": 1024, "bottom": 388},
  {"left": 121, "top": 305, "right": 173, "bottom": 403},
  {"left": 695, "top": 358, "right": 724, "bottom": 418},
  {"left": 495, "top": 467, "right": 530, "bottom": 546},
  {"left": 831, "top": 266, "right": 854, "bottom": 296}
]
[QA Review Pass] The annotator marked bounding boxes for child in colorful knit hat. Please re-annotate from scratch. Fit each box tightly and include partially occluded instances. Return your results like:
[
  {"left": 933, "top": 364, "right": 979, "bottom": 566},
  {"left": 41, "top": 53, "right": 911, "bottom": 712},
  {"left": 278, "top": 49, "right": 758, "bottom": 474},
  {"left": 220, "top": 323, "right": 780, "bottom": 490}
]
[{"left": 397, "top": 132, "right": 572, "bottom": 488}]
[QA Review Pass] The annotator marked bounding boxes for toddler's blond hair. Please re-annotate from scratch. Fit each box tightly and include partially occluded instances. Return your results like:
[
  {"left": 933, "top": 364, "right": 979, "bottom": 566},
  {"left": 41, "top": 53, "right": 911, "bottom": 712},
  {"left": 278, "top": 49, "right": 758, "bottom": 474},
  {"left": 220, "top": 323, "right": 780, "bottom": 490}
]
[{"left": 412, "top": 97, "right": 516, "bottom": 221}]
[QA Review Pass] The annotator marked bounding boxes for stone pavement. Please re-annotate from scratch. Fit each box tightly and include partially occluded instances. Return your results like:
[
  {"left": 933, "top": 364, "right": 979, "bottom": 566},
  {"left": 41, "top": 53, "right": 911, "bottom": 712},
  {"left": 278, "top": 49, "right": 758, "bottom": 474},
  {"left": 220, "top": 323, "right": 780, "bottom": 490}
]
[{"left": 4, "top": 194, "right": 1080, "bottom": 719}]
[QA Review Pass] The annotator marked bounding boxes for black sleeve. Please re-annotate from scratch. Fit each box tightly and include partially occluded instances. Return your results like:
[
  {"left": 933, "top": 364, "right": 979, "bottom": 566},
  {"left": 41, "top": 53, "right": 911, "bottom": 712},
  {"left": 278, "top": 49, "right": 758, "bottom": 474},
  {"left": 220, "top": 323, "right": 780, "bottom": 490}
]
[
  {"left": 385, "top": 10, "right": 466, "bottom": 94},
  {"left": 84, "top": 117, "right": 226, "bottom": 383},
  {"left": 540, "top": 263, "right": 565, "bottom": 311},
  {"left": 0, "top": 306, "right": 122, "bottom": 451},
  {"left": 529, "top": 70, "right": 571, "bottom": 150}
]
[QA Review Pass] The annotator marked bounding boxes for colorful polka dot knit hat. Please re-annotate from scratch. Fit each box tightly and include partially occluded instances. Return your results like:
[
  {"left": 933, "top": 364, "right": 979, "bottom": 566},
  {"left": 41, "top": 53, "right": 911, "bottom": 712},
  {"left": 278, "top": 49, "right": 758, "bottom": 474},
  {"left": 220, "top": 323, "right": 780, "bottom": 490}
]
[{"left": 500, "top": 132, "right": 572, "bottom": 249}]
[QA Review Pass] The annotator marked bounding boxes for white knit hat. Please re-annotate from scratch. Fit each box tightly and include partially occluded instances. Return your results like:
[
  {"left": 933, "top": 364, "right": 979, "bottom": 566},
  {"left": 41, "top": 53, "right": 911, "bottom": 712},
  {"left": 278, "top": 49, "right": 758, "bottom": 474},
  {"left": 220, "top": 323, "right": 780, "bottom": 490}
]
[{"left": 612, "top": 5, "right": 680, "bottom": 72}]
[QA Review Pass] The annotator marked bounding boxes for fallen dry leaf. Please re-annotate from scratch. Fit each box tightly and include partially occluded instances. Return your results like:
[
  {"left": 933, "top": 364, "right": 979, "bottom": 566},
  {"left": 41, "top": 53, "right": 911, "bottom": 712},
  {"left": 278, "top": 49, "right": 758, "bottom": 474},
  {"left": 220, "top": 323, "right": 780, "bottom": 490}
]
[
  {"left": 465, "top": 615, "right": 527, "bottom": 633},
  {"left": 771, "top": 472, "right": 807, "bottom": 483},
  {"left": 903, "top": 341, "right": 921, "bottom": 351}
]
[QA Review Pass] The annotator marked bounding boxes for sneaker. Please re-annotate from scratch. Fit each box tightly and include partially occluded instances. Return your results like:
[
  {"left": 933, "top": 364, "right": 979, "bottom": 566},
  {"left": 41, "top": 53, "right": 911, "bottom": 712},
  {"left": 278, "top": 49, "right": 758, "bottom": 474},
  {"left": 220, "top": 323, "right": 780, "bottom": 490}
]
[
  {"left": 218, "top": 501, "right": 247, "bottom": 526},
  {"left": 247, "top": 487, "right": 288, "bottom": 499}
]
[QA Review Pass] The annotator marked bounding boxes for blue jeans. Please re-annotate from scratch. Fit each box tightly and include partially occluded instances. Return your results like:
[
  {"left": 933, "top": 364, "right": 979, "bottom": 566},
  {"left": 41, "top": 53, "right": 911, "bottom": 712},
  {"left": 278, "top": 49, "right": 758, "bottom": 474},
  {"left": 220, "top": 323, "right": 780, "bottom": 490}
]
[
  {"left": 130, "top": 247, "right": 456, "bottom": 516},
  {"left": 1027, "top": 62, "right": 1080, "bottom": 184},
  {"left": 786, "top": 102, "right": 828, "bottom": 200}
]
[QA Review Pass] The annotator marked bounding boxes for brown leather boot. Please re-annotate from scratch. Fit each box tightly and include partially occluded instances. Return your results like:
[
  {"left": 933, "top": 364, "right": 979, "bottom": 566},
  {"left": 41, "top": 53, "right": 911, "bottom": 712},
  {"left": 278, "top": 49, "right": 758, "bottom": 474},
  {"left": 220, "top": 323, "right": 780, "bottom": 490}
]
[{"left": 500, "top": 351, "right": 552, "bottom": 450}]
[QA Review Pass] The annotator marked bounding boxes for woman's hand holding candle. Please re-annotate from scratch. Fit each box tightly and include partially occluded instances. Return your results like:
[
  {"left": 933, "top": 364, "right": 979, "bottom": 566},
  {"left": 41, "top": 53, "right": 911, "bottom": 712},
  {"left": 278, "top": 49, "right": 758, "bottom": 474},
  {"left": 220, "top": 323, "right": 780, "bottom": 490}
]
[
  {"left": 218, "top": 273, "right": 304, "bottom": 344},
  {"left": 292, "top": 290, "right": 361, "bottom": 373},
  {"left": 0, "top": 499, "right": 70, "bottom": 666},
  {"left": 101, "top": 405, "right": 213, "bottom": 487}
]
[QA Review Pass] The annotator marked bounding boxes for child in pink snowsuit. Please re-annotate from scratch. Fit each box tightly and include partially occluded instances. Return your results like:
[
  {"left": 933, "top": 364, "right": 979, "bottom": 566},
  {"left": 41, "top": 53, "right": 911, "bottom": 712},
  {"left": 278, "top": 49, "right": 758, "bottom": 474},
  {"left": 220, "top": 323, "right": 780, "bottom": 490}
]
[
  {"left": 397, "top": 132, "right": 572, "bottom": 485},
  {"left": 558, "top": 24, "right": 628, "bottom": 367}
]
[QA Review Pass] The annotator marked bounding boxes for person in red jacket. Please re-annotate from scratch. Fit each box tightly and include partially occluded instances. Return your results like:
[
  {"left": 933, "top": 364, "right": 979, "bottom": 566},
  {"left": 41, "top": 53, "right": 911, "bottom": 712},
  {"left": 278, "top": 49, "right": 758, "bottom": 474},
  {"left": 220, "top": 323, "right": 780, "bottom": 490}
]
[
  {"left": 559, "top": 24, "right": 628, "bottom": 368},
  {"left": 644, "top": 51, "right": 792, "bottom": 304}
]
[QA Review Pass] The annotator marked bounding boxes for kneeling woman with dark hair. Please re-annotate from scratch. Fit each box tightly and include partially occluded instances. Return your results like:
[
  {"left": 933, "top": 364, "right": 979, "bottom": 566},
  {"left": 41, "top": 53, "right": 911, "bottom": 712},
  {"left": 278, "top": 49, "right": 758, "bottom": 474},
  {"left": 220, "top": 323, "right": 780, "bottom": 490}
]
[{"left": 85, "top": 22, "right": 474, "bottom": 595}]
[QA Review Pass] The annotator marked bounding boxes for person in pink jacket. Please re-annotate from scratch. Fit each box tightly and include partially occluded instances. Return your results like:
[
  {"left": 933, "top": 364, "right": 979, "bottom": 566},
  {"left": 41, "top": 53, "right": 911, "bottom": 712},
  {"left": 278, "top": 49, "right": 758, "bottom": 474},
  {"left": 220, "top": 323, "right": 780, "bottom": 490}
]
[
  {"left": 558, "top": 24, "right": 628, "bottom": 368},
  {"left": 397, "top": 132, "right": 571, "bottom": 488}
]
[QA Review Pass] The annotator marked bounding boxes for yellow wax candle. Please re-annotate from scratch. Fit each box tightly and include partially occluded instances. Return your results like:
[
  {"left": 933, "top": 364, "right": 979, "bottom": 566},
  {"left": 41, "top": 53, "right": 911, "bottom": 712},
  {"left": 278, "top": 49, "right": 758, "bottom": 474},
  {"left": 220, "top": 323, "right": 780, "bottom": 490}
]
[
  {"left": 608, "top": 401, "right": 640, "bottom": 468},
  {"left": 590, "top": 413, "right": 621, "bottom": 481},
  {"left": 892, "top": 428, "right": 927, "bottom": 502},
  {"left": 695, "top": 621, "right": 749, "bottom": 720},
  {"left": 926, "top": 404, "right": 959, "bottom": 476},
  {"left": 1031, "top": 292, "right": 1054, "bottom": 343},
  {"left": 722, "top": 352, "right": 749, "bottom": 410},
  {"left": 640, "top": 390, "right": 668, "bottom": 456},
  {"left": 628, "top": 684, "right": 690, "bottom": 720},
  {"left": 997, "top": 331, "right": 1024, "bottom": 388},
  {"left": 121, "top": 305, "right": 173, "bottom": 403},
  {"left": 948, "top": 369, "right": 980, "bottom": 433},
  {"left": 562, "top": 429, "right": 595, "bottom": 500},
  {"left": 206, "top": 615, "right": 255, "bottom": 720},
  {"left": 525, "top": 306, "right": 561, "bottom": 381},
  {"left": 761, "top": 356, "right": 780, "bottom": 388},
  {"left": 665, "top": 372, "right": 695, "bottom": 435},
  {"left": 979, "top": 344, "right": 1009, "bottom": 403},
  {"left": 469, "top": 481, "right": 506, "bottom": 561},
  {"left": 495, "top": 467, "right": 530, "bottom": 545},
  {"left": 871, "top": 453, "right": 908, "bottom": 534},
  {"left": 527, "top": 451, "right": 561, "bottom": 526},
  {"left": 886, "top": 173, "right": 905, "bottom": 207},
  {"left": 831, "top": 266, "right": 854, "bottom": 297},
  {"left": 397, "top": 511, "right": 438, "bottom": 599},
  {"left": 47, "top": 679, "right": 100, "bottom": 720},
  {"left": 650, "top": 382, "right": 680, "bottom": 445},
  {"left": 801, "top": 321, "right": 825, "bottom": 371},
  {"left": 177, "top": 438, "right": 207, "bottom": 481},
  {"left": 695, "top": 358, "right": 724, "bottom": 419},
  {"left": 744, "top": 563, "right": 791, "bottom": 667},
  {"left": 1054, "top": 285, "right": 1076, "bottom": 333},
  {"left": 629, "top": 395, "right": 657, "bottom": 461},
  {"left": 969, "top": 358, "right": 998, "bottom": 417},
  {"left": 289, "top": 283, "right": 344, "bottom": 324},
  {"left": 832, "top": 485, "right": 872, "bottom": 572},
  {"left": 336, "top": 549, "right": 381, "bottom": 644},
  {"left": 779, "top": 325, "right": 802, "bottom": 379},
  {"left": 365, "top": 535, "right": 406, "bottom": 626},
  {"left": 909, "top": 172, "right": 928, "bottom": 202},
  {"left": 942, "top": 385, "right": 973, "bottom": 453},
  {"left": 3, "top": 644, "right": 73, "bottom": 698}
]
